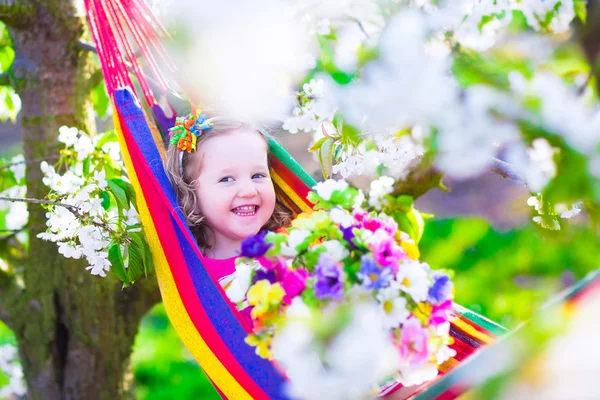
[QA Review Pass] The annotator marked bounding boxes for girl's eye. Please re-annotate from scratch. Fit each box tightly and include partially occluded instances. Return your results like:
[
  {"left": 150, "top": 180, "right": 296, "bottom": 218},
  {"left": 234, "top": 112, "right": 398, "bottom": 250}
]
[
  {"left": 219, "top": 176, "right": 234, "bottom": 183},
  {"left": 252, "top": 173, "right": 267, "bottom": 179}
]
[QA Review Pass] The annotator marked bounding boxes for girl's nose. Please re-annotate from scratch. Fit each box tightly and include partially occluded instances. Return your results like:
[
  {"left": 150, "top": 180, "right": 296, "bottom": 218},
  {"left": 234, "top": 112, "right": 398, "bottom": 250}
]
[{"left": 238, "top": 180, "right": 258, "bottom": 198}]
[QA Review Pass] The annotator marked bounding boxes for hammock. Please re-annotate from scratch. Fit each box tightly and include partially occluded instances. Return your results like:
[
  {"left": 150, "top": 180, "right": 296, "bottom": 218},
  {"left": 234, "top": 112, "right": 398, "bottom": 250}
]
[{"left": 83, "top": 0, "right": 508, "bottom": 398}]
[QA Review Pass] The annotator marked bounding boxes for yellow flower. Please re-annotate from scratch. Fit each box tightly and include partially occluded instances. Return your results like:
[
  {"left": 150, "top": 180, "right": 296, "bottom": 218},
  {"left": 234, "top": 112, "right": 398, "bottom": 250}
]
[
  {"left": 401, "top": 240, "right": 420, "bottom": 260},
  {"left": 247, "top": 280, "right": 285, "bottom": 319},
  {"left": 245, "top": 334, "right": 273, "bottom": 360}
]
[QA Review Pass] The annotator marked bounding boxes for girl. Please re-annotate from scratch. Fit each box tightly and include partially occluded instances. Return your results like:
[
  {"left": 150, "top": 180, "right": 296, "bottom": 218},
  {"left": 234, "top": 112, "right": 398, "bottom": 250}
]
[{"left": 164, "top": 112, "right": 293, "bottom": 284}]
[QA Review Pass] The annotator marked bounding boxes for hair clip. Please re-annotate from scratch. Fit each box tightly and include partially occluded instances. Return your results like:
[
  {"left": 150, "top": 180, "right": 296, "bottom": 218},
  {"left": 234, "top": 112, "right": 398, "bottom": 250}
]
[{"left": 168, "top": 108, "right": 213, "bottom": 154}]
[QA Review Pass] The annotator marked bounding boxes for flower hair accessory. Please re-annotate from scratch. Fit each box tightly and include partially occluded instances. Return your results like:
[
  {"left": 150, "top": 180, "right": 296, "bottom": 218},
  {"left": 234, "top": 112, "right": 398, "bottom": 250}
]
[
  {"left": 169, "top": 108, "right": 213, "bottom": 177},
  {"left": 168, "top": 108, "right": 213, "bottom": 153}
]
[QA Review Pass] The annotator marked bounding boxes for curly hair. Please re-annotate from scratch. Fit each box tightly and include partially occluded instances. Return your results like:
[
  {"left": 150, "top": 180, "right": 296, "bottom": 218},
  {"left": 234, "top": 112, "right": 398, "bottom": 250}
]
[{"left": 164, "top": 117, "right": 293, "bottom": 253}]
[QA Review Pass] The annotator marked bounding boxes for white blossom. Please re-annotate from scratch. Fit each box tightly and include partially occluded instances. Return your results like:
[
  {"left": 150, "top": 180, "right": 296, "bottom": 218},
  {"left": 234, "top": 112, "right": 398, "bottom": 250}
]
[
  {"left": 0, "top": 344, "right": 26, "bottom": 399},
  {"left": 396, "top": 260, "right": 431, "bottom": 302},
  {"left": 321, "top": 239, "right": 350, "bottom": 261},
  {"left": 9, "top": 154, "right": 25, "bottom": 182},
  {"left": 313, "top": 179, "right": 349, "bottom": 201},
  {"left": 58, "top": 126, "right": 79, "bottom": 147},
  {"left": 225, "top": 261, "right": 259, "bottom": 304},
  {"left": 368, "top": 176, "right": 395, "bottom": 210}
]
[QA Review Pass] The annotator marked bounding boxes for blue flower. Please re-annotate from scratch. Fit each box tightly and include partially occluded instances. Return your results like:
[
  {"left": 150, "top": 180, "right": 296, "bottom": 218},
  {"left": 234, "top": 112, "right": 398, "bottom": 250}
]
[
  {"left": 240, "top": 231, "right": 272, "bottom": 258},
  {"left": 313, "top": 254, "right": 344, "bottom": 300},
  {"left": 428, "top": 272, "right": 453, "bottom": 304},
  {"left": 357, "top": 255, "right": 393, "bottom": 290}
]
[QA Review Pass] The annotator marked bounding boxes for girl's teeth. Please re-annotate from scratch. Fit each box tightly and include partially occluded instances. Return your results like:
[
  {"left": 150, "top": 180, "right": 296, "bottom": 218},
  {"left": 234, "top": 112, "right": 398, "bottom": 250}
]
[{"left": 233, "top": 206, "right": 257, "bottom": 216}]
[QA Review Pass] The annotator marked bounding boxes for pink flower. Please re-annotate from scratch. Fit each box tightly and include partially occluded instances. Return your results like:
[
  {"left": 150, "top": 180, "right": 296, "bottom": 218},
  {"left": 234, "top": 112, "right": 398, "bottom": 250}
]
[
  {"left": 354, "top": 212, "right": 398, "bottom": 235},
  {"left": 281, "top": 268, "right": 309, "bottom": 304},
  {"left": 368, "top": 229, "right": 406, "bottom": 270},
  {"left": 429, "top": 300, "right": 453, "bottom": 326},
  {"left": 399, "top": 318, "right": 429, "bottom": 365}
]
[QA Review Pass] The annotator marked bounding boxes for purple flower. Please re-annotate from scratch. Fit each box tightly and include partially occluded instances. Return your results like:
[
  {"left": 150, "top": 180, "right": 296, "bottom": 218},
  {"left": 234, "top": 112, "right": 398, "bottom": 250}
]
[
  {"left": 428, "top": 273, "right": 453, "bottom": 304},
  {"left": 252, "top": 269, "right": 277, "bottom": 285},
  {"left": 240, "top": 231, "right": 272, "bottom": 258},
  {"left": 357, "top": 255, "right": 393, "bottom": 290},
  {"left": 313, "top": 254, "right": 344, "bottom": 300},
  {"left": 340, "top": 225, "right": 358, "bottom": 249}
]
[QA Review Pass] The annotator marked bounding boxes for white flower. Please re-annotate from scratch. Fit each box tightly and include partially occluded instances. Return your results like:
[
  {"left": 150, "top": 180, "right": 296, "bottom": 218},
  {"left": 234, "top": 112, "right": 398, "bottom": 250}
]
[
  {"left": 101, "top": 142, "right": 122, "bottom": 161},
  {"left": 92, "top": 169, "right": 108, "bottom": 191},
  {"left": 396, "top": 260, "right": 431, "bottom": 302},
  {"left": 313, "top": 179, "right": 348, "bottom": 201},
  {"left": 329, "top": 207, "right": 354, "bottom": 228},
  {"left": 559, "top": 203, "right": 581, "bottom": 219},
  {"left": 272, "top": 301, "right": 401, "bottom": 400},
  {"left": 368, "top": 176, "right": 395, "bottom": 210},
  {"left": 85, "top": 252, "right": 111, "bottom": 277},
  {"left": 58, "top": 126, "right": 79, "bottom": 147},
  {"left": 321, "top": 240, "right": 349, "bottom": 261},
  {"left": 436, "top": 345, "right": 456, "bottom": 365},
  {"left": 74, "top": 134, "right": 94, "bottom": 160},
  {"left": 9, "top": 154, "right": 25, "bottom": 182},
  {"left": 225, "top": 261, "right": 258, "bottom": 304},
  {"left": 376, "top": 284, "right": 410, "bottom": 329},
  {"left": 0, "top": 344, "right": 26, "bottom": 398},
  {"left": 532, "top": 215, "right": 560, "bottom": 230},
  {"left": 57, "top": 241, "right": 83, "bottom": 259},
  {"left": 124, "top": 207, "right": 140, "bottom": 227},
  {"left": 281, "top": 229, "right": 311, "bottom": 256},
  {"left": 5, "top": 201, "right": 28, "bottom": 231},
  {"left": 353, "top": 189, "right": 365, "bottom": 210},
  {"left": 395, "top": 361, "right": 439, "bottom": 387}
]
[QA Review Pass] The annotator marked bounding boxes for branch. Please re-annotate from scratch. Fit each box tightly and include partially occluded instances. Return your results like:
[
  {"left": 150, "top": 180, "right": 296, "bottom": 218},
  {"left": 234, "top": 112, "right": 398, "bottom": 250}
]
[
  {"left": 0, "top": 196, "right": 123, "bottom": 237},
  {"left": 0, "top": 155, "right": 59, "bottom": 171},
  {"left": 0, "top": 195, "right": 76, "bottom": 210}
]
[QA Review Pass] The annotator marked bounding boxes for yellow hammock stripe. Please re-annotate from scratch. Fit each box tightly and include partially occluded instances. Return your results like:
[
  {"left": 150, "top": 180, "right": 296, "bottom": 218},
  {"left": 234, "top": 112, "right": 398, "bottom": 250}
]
[
  {"left": 270, "top": 169, "right": 313, "bottom": 214},
  {"left": 112, "top": 109, "right": 253, "bottom": 400},
  {"left": 451, "top": 317, "right": 494, "bottom": 345}
]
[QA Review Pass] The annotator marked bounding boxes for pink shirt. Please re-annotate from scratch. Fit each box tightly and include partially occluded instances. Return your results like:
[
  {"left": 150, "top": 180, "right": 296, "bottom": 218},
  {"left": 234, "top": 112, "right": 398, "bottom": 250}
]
[{"left": 203, "top": 255, "right": 254, "bottom": 331}]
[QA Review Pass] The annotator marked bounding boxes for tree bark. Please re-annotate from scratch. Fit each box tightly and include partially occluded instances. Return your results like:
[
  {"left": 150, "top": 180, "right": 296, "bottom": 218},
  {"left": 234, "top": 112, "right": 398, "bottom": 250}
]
[{"left": 2, "top": 1, "right": 161, "bottom": 399}]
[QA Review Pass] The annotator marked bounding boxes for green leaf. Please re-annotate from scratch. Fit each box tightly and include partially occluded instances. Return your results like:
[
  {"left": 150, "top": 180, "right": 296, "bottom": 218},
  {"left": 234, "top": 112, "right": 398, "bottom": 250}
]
[
  {"left": 107, "top": 179, "right": 129, "bottom": 214},
  {"left": 96, "top": 130, "right": 118, "bottom": 149},
  {"left": 574, "top": 0, "right": 587, "bottom": 23},
  {"left": 309, "top": 136, "right": 329, "bottom": 153},
  {"left": 108, "top": 243, "right": 129, "bottom": 284},
  {"left": 318, "top": 138, "right": 334, "bottom": 179},
  {"left": 127, "top": 242, "right": 145, "bottom": 283},
  {"left": 130, "top": 231, "right": 151, "bottom": 276},
  {"left": 99, "top": 191, "right": 111, "bottom": 210},
  {"left": 92, "top": 80, "right": 110, "bottom": 118},
  {"left": 110, "top": 178, "right": 137, "bottom": 210}
]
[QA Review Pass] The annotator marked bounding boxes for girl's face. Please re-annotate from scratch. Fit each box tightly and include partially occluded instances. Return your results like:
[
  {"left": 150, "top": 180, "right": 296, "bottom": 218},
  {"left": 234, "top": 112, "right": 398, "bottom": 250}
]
[{"left": 194, "top": 128, "right": 276, "bottom": 257}]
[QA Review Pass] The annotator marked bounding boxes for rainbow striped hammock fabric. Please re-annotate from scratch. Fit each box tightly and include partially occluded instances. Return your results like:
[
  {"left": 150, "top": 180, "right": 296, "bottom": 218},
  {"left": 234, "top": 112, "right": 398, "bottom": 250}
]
[{"left": 82, "top": 0, "right": 600, "bottom": 398}]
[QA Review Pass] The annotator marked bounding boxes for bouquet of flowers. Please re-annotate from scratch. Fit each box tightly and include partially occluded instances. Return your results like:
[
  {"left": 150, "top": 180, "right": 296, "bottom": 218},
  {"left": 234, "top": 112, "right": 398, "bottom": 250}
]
[{"left": 226, "top": 177, "right": 455, "bottom": 399}]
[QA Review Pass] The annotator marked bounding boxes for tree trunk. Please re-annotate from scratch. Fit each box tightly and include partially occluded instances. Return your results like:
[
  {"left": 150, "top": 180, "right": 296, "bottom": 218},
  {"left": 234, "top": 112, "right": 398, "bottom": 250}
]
[{"left": 2, "top": 1, "right": 160, "bottom": 399}]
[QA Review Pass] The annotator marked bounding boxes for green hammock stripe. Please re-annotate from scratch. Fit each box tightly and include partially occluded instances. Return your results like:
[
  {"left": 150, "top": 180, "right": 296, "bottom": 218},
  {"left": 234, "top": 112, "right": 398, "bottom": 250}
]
[
  {"left": 269, "top": 138, "right": 317, "bottom": 188},
  {"left": 453, "top": 304, "right": 508, "bottom": 336}
]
